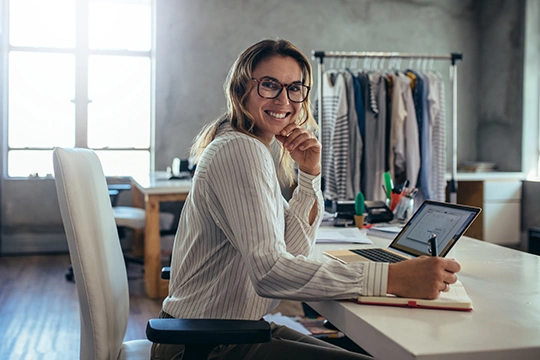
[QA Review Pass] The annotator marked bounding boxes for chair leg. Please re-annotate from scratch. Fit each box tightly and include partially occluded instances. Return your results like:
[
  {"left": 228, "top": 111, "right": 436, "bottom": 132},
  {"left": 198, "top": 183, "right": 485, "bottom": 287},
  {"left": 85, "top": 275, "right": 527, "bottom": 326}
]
[{"left": 65, "top": 265, "right": 75, "bottom": 282}]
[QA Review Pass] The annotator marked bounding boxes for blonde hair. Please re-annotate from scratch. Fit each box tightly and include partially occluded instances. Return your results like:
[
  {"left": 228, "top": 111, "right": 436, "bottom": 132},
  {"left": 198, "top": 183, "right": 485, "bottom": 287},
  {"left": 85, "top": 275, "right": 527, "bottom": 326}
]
[{"left": 190, "top": 39, "right": 317, "bottom": 186}]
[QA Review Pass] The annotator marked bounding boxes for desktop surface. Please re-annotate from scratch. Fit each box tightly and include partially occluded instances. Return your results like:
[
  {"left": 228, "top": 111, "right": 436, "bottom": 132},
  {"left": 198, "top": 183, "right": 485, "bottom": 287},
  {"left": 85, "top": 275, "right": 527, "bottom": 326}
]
[
  {"left": 131, "top": 171, "right": 192, "bottom": 195},
  {"left": 309, "top": 236, "right": 540, "bottom": 360}
]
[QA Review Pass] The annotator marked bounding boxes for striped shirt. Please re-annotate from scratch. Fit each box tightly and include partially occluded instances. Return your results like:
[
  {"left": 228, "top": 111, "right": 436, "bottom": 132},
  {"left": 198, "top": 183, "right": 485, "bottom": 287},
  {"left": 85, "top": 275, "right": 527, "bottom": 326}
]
[{"left": 163, "top": 123, "right": 388, "bottom": 320}]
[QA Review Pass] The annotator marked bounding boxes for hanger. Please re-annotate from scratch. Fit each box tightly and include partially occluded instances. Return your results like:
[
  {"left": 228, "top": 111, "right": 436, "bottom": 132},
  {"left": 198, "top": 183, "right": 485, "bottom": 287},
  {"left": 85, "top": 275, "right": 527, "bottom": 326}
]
[{"left": 352, "top": 57, "right": 359, "bottom": 70}]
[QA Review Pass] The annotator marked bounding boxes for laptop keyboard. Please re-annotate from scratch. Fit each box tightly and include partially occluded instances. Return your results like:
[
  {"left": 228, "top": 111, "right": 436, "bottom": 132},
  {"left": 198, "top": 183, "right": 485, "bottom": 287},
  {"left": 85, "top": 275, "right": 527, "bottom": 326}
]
[{"left": 351, "top": 248, "right": 406, "bottom": 263}]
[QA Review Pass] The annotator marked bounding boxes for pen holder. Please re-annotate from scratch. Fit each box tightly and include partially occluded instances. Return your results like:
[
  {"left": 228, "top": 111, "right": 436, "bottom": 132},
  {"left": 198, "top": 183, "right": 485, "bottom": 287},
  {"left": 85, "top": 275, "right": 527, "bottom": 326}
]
[
  {"left": 394, "top": 196, "right": 414, "bottom": 222},
  {"left": 354, "top": 214, "right": 366, "bottom": 229},
  {"left": 389, "top": 193, "right": 403, "bottom": 212}
]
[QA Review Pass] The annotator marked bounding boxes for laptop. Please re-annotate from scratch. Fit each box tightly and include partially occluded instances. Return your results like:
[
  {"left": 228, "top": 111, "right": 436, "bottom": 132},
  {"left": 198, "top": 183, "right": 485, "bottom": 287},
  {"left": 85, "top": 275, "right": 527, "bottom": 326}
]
[{"left": 324, "top": 200, "right": 481, "bottom": 264}]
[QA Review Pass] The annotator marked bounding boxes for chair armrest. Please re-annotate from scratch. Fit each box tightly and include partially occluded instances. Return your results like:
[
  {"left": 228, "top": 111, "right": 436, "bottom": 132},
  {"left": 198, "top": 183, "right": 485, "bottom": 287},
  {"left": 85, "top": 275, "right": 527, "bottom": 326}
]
[
  {"left": 161, "top": 267, "right": 170, "bottom": 280},
  {"left": 146, "top": 318, "right": 271, "bottom": 345}
]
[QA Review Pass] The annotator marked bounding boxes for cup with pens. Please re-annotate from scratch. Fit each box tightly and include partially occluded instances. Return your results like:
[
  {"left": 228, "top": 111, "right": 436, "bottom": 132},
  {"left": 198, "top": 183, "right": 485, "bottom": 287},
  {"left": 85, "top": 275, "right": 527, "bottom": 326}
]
[
  {"left": 394, "top": 192, "right": 415, "bottom": 222},
  {"left": 382, "top": 173, "right": 417, "bottom": 222}
]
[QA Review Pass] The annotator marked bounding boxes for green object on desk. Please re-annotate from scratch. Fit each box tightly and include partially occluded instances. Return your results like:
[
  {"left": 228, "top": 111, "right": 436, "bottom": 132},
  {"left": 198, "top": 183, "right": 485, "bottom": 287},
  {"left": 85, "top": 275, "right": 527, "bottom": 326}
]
[
  {"left": 383, "top": 172, "right": 393, "bottom": 200},
  {"left": 354, "top": 191, "right": 365, "bottom": 215}
]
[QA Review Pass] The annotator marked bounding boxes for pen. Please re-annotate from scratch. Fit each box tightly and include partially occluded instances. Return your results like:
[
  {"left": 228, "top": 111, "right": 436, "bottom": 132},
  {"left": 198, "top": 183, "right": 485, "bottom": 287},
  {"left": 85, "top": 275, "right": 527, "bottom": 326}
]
[
  {"left": 383, "top": 172, "right": 393, "bottom": 200},
  {"left": 400, "top": 179, "right": 410, "bottom": 195},
  {"left": 407, "top": 188, "right": 418, "bottom": 198},
  {"left": 429, "top": 233, "right": 438, "bottom": 256}
]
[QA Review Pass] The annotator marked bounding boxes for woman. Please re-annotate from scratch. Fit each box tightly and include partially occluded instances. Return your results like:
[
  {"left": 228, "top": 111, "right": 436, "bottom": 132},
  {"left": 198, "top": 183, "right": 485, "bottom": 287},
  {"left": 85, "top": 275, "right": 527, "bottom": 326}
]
[{"left": 152, "top": 39, "right": 460, "bottom": 360}]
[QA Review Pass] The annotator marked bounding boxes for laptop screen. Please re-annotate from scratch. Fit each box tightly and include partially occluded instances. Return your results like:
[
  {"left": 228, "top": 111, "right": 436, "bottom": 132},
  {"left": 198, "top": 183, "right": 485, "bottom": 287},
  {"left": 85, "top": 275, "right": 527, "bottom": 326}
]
[{"left": 390, "top": 201, "right": 481, "bottom": 257}]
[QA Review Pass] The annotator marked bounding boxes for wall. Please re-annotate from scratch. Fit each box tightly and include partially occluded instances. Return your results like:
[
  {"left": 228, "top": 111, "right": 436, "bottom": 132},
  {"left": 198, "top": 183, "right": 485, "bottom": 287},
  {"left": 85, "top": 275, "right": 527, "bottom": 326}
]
[
  {"left": 522, "top": 0, "right": 540, "bottom": 176},
  {"left": 155, "top": 0, "right": 480, "bottom": 170},
  {"left": 520, "top": 1, "right": 540, "bottom": 244},
  {"left": 477, "top": 0, "right": 525, "bottom": 171},
  {"left": 0, "top": 0, "right": 3, "bottom": 251},
  {"left": 1, "top": 0, "right": 534, "bottom": 253}
]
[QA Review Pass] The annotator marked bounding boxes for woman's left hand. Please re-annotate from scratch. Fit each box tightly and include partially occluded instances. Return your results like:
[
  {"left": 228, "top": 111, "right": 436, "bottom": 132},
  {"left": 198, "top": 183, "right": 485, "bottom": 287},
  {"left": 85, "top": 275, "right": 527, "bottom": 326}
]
[{"left": 275, "top": 124, "right": 321, "bottom": 176}]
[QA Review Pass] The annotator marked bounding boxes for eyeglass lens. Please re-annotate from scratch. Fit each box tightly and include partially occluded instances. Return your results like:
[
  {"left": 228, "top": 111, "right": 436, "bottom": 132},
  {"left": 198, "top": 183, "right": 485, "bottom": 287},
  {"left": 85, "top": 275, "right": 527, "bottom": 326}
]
[{"left": 257, "top": 78, "right": 309, "bottom": 102}]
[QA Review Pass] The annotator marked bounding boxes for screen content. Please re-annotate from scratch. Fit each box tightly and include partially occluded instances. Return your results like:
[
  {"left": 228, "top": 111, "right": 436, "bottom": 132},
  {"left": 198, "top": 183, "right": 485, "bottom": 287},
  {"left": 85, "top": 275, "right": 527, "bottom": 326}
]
[{"left": 394, "top": 203, "right": 478, "bottom": 255}]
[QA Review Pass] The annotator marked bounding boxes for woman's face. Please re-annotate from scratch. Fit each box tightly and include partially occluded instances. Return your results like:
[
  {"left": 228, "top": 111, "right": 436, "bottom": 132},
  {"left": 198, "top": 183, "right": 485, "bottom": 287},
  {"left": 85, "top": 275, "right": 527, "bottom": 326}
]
[{"left": 245, "top": 55, "right": 303, "bottom": 144}]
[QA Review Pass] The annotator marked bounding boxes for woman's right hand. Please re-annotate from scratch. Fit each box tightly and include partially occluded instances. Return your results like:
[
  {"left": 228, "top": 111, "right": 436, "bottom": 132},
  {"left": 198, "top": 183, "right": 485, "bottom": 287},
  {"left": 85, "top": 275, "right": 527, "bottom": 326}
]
[
  {"left": 387, "top": 257, "right": 461, "bottom": 299},
  {"left": 275, "top": 124, "right": 321, "bottom": 176}
]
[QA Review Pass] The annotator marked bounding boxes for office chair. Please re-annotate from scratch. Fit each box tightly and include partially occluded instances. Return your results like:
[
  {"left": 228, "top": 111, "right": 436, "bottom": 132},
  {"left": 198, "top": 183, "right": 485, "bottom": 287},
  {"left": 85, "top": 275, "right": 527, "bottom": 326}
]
[
  {"left": 64, "top": 184, "right": 175, "bottom": 281},
  {"left": 53, "top": 147, "right": 271, "bottom": 360}
]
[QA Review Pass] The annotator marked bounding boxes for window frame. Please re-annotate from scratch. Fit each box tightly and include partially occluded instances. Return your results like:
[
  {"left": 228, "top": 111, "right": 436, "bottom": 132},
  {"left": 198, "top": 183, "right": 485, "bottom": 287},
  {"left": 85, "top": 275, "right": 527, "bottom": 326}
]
[{"left": 1, "top": 0, "right": 156, "bottom": 179}]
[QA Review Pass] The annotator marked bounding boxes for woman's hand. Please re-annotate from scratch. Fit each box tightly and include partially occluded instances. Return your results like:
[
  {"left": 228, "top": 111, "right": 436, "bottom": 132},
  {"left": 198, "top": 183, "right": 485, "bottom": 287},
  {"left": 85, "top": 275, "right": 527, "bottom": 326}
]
[
  {"left": 387, "top": 256, "right": 461, "bottom": 300},
  {"left": 275, "top": 124, "right": 321, "bottom": 176}
]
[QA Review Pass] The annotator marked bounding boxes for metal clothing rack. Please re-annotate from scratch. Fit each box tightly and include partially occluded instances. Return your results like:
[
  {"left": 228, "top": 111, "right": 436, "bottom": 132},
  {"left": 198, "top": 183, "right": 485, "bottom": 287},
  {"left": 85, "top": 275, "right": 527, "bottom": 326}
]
[{"left": 311, "top": 50, "right": 463, "bottom": 203}]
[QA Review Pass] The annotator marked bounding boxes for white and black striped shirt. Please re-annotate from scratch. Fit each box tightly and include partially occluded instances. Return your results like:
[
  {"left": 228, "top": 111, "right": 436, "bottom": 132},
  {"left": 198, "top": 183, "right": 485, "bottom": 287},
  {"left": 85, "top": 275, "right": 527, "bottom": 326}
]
[{"left": 163, "top": 123, "right": 388, "bottom": 320}]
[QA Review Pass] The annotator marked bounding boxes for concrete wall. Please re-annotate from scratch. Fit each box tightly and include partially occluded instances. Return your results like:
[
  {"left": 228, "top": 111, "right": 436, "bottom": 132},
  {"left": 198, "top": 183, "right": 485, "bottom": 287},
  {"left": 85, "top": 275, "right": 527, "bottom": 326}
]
[
  {"left": 0, "top": 0, "right": 3, "bottom": 251},
  {"left": 1, "top": 0, "right": 537, "bottom": 253},
  {"left": 477, "top": 0, "right": 525, "bottom": 171},
  {"left": 155, "top": 0, "right": 480, "bottom": 169},
  {"left": 522, "top": 0, "right": 540, "bottom": 177}
]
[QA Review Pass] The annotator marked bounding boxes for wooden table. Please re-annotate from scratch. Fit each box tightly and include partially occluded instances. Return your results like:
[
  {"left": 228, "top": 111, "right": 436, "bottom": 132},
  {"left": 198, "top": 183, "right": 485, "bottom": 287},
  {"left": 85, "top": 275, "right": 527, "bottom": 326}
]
[
  {"left": 130, "top": 172, "right": 191, "bottom": 298},
  {"left": 307, "top": 236, "right": 540, "bottom": 360}
]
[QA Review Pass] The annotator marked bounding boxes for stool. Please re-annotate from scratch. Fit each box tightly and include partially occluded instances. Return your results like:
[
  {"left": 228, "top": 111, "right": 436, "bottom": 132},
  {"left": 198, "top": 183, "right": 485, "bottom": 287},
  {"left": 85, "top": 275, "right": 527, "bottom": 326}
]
[{"left": 114, "top": 206, "right": 175, "bottom": 266}]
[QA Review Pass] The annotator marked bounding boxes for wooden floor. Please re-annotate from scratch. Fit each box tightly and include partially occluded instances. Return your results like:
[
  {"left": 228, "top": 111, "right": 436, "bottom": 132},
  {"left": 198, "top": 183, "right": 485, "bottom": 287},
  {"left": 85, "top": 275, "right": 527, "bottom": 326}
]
[{"left": 0, "top": 254, "right": 163, "bottom": 360}]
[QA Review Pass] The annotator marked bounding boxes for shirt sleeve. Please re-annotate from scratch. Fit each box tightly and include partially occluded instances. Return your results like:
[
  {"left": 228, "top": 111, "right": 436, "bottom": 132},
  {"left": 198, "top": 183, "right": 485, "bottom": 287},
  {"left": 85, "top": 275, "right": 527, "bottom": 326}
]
[
  {"left": 283, "top": 170, "right": 324, "bottom": 257},
  {"left": 205, "top": 135, "right": 388, "bottom": 300}
]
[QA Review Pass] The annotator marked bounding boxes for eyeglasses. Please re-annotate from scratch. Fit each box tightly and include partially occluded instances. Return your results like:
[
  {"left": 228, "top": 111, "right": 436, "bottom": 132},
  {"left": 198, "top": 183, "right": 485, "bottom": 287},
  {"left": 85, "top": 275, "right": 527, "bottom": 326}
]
[{"left": 251, "top": 77, "right": 310, "bottom": 103}]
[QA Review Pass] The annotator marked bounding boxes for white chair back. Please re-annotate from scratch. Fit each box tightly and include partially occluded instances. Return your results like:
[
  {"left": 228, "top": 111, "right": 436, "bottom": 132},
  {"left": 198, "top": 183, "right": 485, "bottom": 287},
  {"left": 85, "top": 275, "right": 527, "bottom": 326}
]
[{"left": 53, "top": 147, "right": 132, "bottom": 360}]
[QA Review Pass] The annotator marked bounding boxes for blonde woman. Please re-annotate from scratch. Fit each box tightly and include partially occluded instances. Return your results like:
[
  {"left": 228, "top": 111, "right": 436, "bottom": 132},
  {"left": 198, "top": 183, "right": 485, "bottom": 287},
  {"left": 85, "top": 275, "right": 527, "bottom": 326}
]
[{"left": 153, "top": 39, "right": 459, "bottom": 360}]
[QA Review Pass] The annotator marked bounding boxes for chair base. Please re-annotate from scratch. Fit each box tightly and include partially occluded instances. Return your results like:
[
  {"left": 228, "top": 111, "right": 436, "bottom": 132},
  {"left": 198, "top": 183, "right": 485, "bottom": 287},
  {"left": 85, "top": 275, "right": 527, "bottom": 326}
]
[{"left": 65, "top": 265, "right": 75, "bottom": 282}]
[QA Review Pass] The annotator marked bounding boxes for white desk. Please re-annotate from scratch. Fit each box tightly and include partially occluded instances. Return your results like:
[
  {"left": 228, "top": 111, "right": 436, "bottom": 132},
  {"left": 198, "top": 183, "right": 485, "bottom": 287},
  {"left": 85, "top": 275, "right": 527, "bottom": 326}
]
[
  {"left": 130, "top": 172, "right": 191, "bottom": 298},
  {"left": 308, "top": 236, "right": 540, "bottom": 360}
]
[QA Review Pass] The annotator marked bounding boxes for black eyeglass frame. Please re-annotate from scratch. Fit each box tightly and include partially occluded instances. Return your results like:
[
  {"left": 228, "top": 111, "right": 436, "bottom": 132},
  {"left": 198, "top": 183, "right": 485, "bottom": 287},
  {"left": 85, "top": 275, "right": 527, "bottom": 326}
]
[{"left": 251, "top": 77, "right": 311, "bottom": 103}]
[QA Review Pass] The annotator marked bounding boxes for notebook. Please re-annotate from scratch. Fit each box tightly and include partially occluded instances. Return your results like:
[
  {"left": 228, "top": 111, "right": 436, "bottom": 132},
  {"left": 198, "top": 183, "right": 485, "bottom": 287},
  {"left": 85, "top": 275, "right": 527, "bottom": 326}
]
[
  {"left": 357, "top": 280, "right": 474, "bottom": 311},
  {"left": 324, "top": 200, "right": 481, "bottom": 264}
]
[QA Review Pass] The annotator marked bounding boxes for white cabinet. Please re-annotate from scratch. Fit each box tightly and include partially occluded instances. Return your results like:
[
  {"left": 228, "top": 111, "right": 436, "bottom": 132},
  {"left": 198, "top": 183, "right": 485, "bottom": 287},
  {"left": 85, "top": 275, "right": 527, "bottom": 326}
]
[
  {"left": 453, "top": 178, "right": 522, "bottom": 245},
  {"left": 482, "top": 181, "right": 522, "bottom": 245}
]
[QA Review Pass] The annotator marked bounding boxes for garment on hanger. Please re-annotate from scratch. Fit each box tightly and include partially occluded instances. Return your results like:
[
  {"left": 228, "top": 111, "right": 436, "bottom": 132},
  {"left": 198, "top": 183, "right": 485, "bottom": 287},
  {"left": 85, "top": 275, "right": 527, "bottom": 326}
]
[
  {"left": 363, "top": 72, "right": 387, "bottom": 202},
  {"left": 319, "top": 71, "right": 348, "bottom": 201},
  {"left": 343, "top": 70, "right": 362, "bottom": 200},
  {"left": 316, "top": 64, "right": 447, "bottom": 204},
  {"left": 428, "top": 71, "right": 446, "bottom": 202}
]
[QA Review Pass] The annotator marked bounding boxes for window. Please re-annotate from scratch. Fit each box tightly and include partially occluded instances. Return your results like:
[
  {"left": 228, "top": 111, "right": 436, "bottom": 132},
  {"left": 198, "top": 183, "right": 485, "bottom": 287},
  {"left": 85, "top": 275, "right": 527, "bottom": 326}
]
[{"left": 4, "top": 0, "right": 154, "bottom": 178}]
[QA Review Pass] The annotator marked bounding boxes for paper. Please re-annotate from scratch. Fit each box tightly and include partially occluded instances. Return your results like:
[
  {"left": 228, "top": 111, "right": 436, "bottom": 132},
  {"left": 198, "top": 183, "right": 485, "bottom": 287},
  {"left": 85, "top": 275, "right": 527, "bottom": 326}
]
[
  {"left": 366, "top": 225, "right": 402, "bottom": 239},
  {"left": 316, "top": 227, "right": 373, "bottom": 244},
  {"left": 263, "top": 313, "right": 311, "bottom": 335},
  {"left": 320, "top": 211, "right": 336, "bottom": 226}
]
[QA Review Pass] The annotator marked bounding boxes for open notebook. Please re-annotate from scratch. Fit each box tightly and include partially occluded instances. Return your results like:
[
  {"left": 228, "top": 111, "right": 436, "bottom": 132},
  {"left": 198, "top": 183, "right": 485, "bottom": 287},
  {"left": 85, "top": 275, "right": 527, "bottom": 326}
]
[{"left": 357, "top": 280, "right": 473, "bottom": 311}]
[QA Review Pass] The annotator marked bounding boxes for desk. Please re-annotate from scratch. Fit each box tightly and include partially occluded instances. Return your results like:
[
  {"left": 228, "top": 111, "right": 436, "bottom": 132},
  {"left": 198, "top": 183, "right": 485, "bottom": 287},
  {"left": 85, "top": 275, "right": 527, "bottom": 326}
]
[
  {"left": 308, "top": 236, "right": 540, "bottom": 360},
  {"left": 130, "top": 172, "right": 191, "bottom": 298}
]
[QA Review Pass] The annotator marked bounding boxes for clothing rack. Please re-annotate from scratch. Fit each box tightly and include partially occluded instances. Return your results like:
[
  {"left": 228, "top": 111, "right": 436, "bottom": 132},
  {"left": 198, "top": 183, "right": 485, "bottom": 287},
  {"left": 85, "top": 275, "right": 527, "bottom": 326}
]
[{"left": 311, "top": 50, "right": 463, "bottom": 203}]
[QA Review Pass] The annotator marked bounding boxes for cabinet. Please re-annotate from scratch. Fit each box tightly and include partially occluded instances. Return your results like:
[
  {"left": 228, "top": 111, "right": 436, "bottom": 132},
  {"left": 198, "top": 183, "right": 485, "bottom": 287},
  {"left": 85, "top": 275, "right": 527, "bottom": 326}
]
[{"left": 449, "top": 177, "right": 522, "bottom": 245}]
